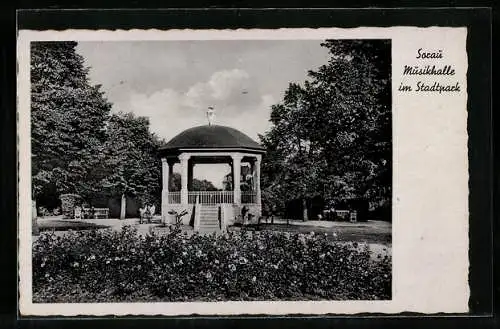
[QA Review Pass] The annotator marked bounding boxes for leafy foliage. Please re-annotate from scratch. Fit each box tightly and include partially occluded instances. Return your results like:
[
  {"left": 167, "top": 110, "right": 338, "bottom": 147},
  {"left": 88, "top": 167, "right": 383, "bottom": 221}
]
[
  {"left": 170, "top": 173, "right": 219, "bottom": 191},
  {"left": 33, "top": 227, "right": 391, "bottom": 302},
  {"left": 31, "top": 42, "right": 165, "bottom": 211},
  {"left": 100, "top": 112, "right": 164, "bottom": 206},
  {"left": 260, "top": 40, "right": 391, "bottom": 215},
  {"left": 31, "top": 41, "right": 112, "bottom": 201}
]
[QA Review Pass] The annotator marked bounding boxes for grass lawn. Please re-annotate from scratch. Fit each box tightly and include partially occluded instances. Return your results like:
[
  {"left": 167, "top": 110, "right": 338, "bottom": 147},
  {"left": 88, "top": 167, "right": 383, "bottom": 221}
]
[
  {"left": 241, "top": 222, "right": 391, "bottom": 245},
  {"left": 36, "top": 218, "right": 391, "bottom": 246}
]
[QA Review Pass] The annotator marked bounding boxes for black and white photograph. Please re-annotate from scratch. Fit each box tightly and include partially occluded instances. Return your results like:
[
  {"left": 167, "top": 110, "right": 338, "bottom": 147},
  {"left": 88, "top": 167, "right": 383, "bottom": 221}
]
[
  {"left": 29, "top": 38, "right": 392, "bottom": 303},
  {"left": 18, "top": 24, "right": 471, "bottom": 316}
]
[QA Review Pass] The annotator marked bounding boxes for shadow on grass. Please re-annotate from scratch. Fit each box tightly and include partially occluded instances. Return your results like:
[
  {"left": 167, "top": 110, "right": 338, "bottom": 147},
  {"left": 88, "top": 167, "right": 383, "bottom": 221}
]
[{"left": 38, "top": 220, "right": 111, "bottom": 232}]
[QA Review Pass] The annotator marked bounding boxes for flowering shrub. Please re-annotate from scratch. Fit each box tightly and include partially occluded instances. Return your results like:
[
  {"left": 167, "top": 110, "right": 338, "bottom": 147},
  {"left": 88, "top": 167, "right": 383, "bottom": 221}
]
[{"left": 32, "top": 226, "right": 391, "bottom": 302}]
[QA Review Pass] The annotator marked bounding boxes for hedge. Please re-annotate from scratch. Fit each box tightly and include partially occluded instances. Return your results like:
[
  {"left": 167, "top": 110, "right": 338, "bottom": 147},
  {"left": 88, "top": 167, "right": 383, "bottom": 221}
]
[{"left": 33, "top": 226, "right": 391, "bottom": 302}]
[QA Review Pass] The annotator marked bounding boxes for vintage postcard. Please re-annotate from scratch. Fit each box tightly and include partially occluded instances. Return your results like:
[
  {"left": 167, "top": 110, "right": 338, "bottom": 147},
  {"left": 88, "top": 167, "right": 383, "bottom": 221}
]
[{"left": 18, "top": 27, "right": 468, "bottom": 316}]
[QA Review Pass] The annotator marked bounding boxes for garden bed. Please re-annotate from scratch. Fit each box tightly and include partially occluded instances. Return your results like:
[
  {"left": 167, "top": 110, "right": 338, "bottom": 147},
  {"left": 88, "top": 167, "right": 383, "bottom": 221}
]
[{"left": 33, "top": 226, "right": 391, "bottom": 302}]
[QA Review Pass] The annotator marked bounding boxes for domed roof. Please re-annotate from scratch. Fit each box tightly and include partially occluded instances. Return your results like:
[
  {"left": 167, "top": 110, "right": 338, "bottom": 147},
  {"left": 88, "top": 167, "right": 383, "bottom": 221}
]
[{"left": 160, "top": 125, "right": 265, "bottom": 154}]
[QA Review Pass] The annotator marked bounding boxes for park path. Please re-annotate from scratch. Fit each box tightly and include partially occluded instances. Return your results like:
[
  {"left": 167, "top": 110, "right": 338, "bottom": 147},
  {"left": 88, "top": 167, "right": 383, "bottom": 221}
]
[{"left": 38, "top": 216, "right": 391, "bottom": 232}]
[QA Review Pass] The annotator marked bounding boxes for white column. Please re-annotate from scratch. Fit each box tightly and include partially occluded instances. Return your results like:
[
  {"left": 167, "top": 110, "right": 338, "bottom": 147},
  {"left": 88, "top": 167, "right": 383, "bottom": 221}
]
[
  {"left": 161, "top": 158, "right": 169, "bottom": 222},
  {"left": 255, "top": 155, "right": 262, "bottom": 205},
  {"left": 232, "top": 154, "right": 243, "bottom": 205},
  {"left": 161, "top": 158, "right": 169, "bottom": 195},
  {"left": 249, "top": 160, "right": 256, "bottom": 191},
  {"left": 179, "top": 153, "right": 190, "bottom": 204}
]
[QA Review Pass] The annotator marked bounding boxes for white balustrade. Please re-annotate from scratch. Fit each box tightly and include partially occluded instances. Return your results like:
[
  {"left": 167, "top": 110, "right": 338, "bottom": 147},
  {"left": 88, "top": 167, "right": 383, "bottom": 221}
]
[
  {"left": 167, "top": 191, "right": 257, "bottom": 205},
  {"left": 188, "top": 191, "right": 234, "bottom": 204},
  {"left": 168, "top": 192, "right": 181, "bottom": 204},
  {"left": 241, "top": 191, "right": 257, "bottom": 204}
]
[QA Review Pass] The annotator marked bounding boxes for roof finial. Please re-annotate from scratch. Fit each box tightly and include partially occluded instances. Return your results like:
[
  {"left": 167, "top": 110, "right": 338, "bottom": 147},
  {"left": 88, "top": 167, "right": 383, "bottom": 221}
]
[{"left": 207, "top": 106, "right": 216, "bottom": 126}]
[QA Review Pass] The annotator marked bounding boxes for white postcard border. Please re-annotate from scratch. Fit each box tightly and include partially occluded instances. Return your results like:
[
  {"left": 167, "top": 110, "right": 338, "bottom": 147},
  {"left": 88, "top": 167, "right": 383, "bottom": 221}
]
[{"left": 18, "top": 27, "right": 469, "bottom": 316}]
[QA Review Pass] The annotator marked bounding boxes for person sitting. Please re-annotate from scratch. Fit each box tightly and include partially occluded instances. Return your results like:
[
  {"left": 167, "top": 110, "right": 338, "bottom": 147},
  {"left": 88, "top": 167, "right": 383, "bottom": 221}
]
[
  {"left": 241, "top": 206, "right": 249, "bottom": 225},
  {"left": 145, "top": 204, "right": 152, "bottom": 223},
  {"left": 140, "top": 203, "right": 155, "bottom": 223},
  {"left": 74, "top": 206, "right": 82, "bottom": 220},
  {"left": 139, "top": 206, "right": 146, "bottom": 224},
  {"left": 53, "top": 207, "right": 61, "bottom": 216}
]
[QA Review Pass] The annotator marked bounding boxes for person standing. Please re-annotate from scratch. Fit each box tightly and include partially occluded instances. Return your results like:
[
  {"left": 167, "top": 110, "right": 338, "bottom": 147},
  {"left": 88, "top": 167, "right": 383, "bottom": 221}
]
[{"left": 271, "top": 205, "right": 277, "bottom": 224}]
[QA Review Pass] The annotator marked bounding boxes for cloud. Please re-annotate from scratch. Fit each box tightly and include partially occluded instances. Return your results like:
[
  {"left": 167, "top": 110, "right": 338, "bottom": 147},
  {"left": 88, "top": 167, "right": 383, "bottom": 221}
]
[
  {"left": 78, "top": 40, "right": 332, "bottom": 143},
  {"left": 208, "top": 69, "right": 250, "bottom": 100},
  {"left": 183, "top": 68, "right": 257, "bottom": 111},
  {"left": 76, "top": 40, "right": 333, "bottom": 186},
  {"left": 126, "top": 69, "right": 273, "bottom": 141},
  {"left": 223, "top": 94, "right": 276, "bottom": 140},
  {"left": 125, "top": 71, "right": 277, "bottom": 186}
]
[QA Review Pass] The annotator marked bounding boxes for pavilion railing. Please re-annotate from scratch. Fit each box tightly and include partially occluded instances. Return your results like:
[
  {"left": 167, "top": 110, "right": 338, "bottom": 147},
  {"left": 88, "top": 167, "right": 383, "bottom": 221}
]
[
  {"left": 241, "top": 191, "right": 257, "bottom": 204},
  {"left": 168, "top": 192, "right": 181, "bottom": 204},
  {"left": 167, "top": 191, "right": 257, "bottom": 204},
  {"left": 188, "top": 191, "right": 234, "bottom": 204}
]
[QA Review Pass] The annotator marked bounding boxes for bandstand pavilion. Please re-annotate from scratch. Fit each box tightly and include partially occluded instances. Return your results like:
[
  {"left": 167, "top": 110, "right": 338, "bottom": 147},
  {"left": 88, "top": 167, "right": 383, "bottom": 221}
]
[{"left": 159, "top": 110, "right": 265, "bottom": 232}]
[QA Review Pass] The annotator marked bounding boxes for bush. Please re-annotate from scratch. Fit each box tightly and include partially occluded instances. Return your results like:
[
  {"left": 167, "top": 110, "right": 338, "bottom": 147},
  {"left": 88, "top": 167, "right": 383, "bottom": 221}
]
[
  {"left": 38, "top": 207, "right": 49, "bottom": 217},
  {"left": 32, "top": 226, "right": 391, "bottom": 302},
  {"left": 59, "top": 194, "right": 82, "bottom": 219}
]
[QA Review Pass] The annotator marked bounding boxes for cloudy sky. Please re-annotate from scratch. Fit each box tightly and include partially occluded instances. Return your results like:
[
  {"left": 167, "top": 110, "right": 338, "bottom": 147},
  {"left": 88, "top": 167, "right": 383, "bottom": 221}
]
[{"left": 76, "top": 40, "right": 330, "bottom": 187}]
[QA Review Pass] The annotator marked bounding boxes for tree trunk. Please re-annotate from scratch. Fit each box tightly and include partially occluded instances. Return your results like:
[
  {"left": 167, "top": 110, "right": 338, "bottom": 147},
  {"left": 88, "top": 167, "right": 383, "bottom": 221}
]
[
  {"left": 120, "top": 193, "right": 126, "bottom": 220},
  {"left": 32, "top": 199, "right": 39, "bottom": 235},
  {"left": 302, "top": 198, "right": 308, "bottom": 221}
]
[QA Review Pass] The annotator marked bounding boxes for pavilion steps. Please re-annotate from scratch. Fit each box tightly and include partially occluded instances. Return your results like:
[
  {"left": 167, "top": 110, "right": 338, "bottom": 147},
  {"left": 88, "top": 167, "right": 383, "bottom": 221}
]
[{"left": 197, "top": 205, "right": 221, "bottom": 232}]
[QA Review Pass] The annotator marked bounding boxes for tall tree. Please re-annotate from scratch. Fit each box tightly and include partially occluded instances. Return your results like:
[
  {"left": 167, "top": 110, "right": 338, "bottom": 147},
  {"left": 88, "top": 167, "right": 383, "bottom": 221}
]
[
  {"left": 260, "top": 40, "right": 391, "bottom": 219},
  {"left": 101, "top": 112, "right": 163, "bottom": 219},
  {"left": 31, "top": 41, "right": 112, "bottom": 207}
]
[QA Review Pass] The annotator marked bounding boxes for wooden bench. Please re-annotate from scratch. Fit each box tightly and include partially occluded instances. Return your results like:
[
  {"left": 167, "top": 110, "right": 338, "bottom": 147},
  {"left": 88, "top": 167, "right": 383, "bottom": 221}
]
[
  {"left": 332, "top": 210, "right": 358, "bottom": 222},
  {"left": 82, "top": 208, "right": 109, "bottom": 219},
  {"left": 335, "top": 210, "right": 350, "bottom": 220}
]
